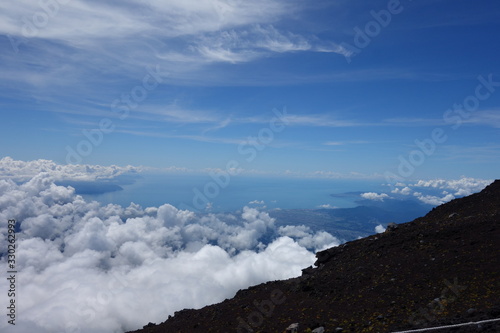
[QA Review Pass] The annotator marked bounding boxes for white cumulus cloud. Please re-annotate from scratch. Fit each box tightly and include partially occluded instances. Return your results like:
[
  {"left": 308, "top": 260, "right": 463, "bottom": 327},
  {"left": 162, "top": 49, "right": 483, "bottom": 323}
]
[
  {"left": 387, "top": 177, "right": 492, "bottom": 206},
  {"left": 375, "top": 224, "right": 386, "bottom": 233},
  {"left": 410, "top": 177, "right": 492, "bottom": 197},
  {"left": 360, "top": 192, "right": 390, "bottom": 201},
  {"left": 391, "top": 186, "right": 412, "bottom": 195},
  {"left": 0, "top": 157, "right": 140, "bottom": 182},
  {"left": 414, "top": 193, "right": 456, "bottom": 206},
  {"left": 0, "top": 167, "right": 338, "bottom": 333},
  {"left": 249, "top": 200, "right": 265, "bottom": 205},
  {"left": 317, "top": 204, "right": 338, "bottom": 209},
  {"left": 278, "top": 225, "right": 341, "bottom": 252}
]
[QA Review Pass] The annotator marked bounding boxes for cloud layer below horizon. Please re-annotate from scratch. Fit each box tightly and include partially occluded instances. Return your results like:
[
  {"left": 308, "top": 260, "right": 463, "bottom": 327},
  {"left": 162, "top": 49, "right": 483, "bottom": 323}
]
[
  {"left": 0, "top": 166, "right": 339, "bottom": 333},
  {"left": 0, "top": 158, "right": 493, "bottom": 333}
]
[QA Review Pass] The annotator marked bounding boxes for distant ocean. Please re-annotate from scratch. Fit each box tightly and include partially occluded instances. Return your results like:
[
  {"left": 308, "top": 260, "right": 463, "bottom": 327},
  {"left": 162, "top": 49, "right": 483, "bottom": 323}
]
[{"left": 81, "top": 173, "right": 384, "bottom": 212}]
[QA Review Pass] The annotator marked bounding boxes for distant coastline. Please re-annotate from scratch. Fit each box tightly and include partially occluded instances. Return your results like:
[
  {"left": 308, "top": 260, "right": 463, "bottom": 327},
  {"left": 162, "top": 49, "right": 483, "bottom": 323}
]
[{"left": 56, "top": 181, "right": 124, "bottom": 195}]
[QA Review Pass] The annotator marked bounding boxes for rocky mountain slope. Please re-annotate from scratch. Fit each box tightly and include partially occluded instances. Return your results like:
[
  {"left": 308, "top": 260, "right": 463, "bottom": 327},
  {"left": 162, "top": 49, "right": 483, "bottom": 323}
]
[{"left": 128, "top": 180, "right": 500, "bottom": 333}]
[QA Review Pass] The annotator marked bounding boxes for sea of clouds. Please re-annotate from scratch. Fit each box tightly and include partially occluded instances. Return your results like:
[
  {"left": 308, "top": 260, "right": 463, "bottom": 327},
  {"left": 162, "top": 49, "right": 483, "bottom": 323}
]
[
  {"left": 0, "top": 157, "right": 493, "bottom": 333},
  {"left": 0, "top": 158, "right": 339, "bottom": 333}
]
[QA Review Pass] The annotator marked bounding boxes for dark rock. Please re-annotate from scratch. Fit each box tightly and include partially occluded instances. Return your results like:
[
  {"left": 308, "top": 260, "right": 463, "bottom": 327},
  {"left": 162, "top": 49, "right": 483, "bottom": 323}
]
[
  {"left": 467, "top": 308, "right": 476, "bottom": 315},
  {"left": 127, "top": 180, "right": 500, "bottom": 333},
  {"left": 386, "top": 222, "right": 398, "bottom": 231},
  {"left": 302, "top": 265, "right": 315, "bottom": 275}
]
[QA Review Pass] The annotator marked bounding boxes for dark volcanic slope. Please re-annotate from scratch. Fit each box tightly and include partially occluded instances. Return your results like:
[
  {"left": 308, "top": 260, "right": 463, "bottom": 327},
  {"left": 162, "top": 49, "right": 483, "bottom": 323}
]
[{"left": 128, "top": 180, "right": 500, "bottom": 333}]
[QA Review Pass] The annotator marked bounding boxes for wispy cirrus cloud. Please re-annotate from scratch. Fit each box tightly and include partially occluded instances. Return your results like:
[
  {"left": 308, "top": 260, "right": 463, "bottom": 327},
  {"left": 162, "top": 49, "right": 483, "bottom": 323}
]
[
  {"left": 435, "top": 144, "right": 500, "bottom": 163},
  {"left": 281, "top": 114, "right": 362, "bottom": 127},
  {"left": 192, "top": 24, "right": 349, "bottom": 64},
  {"left": 462, "top": 109, "right": 500, "bottom": 128},
  {"left": 0, "top": 0, "right": 290, "bottom": 42},
  {"left": 0, "top": 0, "right": 357, "bottom": 143},
  {"left": 382, "top": 109, "right": 500, "bottom": 128},
  {"left": 323, "top": 140, "right": 370, "bottom": 146},
  {"left": 0, "top": 0, "right": 340, "bottom": 89},
  {"left": 113, "top": 129, "right": 247, "bottom": 145},
  {"left": 381, "top": 117, "right": 446, "bottom": 127}
]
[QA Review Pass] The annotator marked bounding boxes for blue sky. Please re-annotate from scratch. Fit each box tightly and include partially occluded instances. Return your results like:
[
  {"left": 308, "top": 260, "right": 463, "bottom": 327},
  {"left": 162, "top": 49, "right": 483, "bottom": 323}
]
[{"left": 1, "top": 0, "right": 499, "bottom": 181}]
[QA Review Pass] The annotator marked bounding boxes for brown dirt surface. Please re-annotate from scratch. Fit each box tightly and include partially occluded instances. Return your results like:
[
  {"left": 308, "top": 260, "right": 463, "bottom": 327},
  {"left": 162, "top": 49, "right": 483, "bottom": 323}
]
[{"left": 127, "top": 180, "right": 500, "bottom": 333}]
